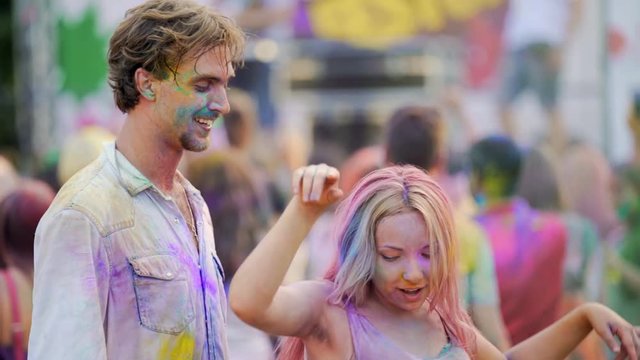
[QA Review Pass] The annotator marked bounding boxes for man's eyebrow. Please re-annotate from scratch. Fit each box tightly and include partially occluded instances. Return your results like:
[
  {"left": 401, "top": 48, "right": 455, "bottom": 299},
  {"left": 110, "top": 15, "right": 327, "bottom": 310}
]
[
  {"left": 189, "top": 75, "right": 219, "bottom": 82},
  {"left": 190, "top": 73, "right": 235, "bottom": 84}
]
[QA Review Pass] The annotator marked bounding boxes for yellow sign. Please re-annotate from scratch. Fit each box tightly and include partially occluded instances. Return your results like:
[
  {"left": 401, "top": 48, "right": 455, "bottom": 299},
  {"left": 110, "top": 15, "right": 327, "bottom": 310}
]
[{"left": 309, "top": 0, "right": 504, "bottom": 48}]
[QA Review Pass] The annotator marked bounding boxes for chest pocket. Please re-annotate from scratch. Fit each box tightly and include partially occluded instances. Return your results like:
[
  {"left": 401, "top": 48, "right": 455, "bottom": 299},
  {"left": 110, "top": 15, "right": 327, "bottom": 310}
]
[{"left": 129, "top": 254, "right": 195, "bottom": 335}]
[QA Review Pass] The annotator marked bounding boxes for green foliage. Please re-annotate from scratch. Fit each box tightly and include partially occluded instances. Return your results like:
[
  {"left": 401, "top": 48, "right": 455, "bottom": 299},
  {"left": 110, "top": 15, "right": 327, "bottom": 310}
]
[{"left": 57, "top": 6, "right": 108, "bottom": 99}]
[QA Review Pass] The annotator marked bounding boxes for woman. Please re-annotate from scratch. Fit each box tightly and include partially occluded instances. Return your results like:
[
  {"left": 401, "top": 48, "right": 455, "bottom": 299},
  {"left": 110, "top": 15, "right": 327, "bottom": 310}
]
[{"left": 229, "top": 164, "right": 639, "bottom": 359}]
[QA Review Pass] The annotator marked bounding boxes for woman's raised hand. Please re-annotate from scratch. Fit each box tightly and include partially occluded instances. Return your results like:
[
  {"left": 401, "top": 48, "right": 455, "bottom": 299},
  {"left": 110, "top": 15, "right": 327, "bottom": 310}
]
[{"left": 292, "top": 164, "right": 344, "bottom": 210}]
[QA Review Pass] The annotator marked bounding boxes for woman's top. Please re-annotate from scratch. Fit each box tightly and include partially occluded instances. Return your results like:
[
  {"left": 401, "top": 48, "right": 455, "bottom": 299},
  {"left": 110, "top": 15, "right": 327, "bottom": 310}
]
[{"left": 346, "top": 306, "right": 470, "bottom": 360}]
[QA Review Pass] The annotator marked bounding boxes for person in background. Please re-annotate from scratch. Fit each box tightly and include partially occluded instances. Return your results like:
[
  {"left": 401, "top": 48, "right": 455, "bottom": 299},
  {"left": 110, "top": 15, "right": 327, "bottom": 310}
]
[
  {"left": 469, "top": 136, "right": 568, "bottom": 345},
  {"left": 0, "top": 180, "right": 55, "bottom": 283},
  {"left": 0, "top": 156, "right": 18, "bottom": 203},
  {"left": 218, "top": 0, "right": 294, "bottom": 129},
  {"left": 559, "top": 141, "right": 621, "bottom": 244},
  {"left": 0, "top": 179, "right": 54, "bottom": 360},
  {"left": 29, "top": 1, "right": 245, "bottom": 358},
  {"left": 607, "top": 90, "right": 640, "bottom": 329},
  {"left": 384, "top": 105, "right": 510, "bottom": 350},
  {"left": 188, "top": 150, "right": 274, "bottom": 360},
  {"left": 224, "top": 87, "right": 283, "bottom": 216},
  {"left": 229, "top": 164, "right": 639, "bottom": 359},
  {"left": 517, "top": 144, "right": 605, "bottom": 359},
  {"left": 57, "top": 126, "right": 115, "bottom": 186},
  {"left": 498, "top": 0, "right": 582, "bottom": 151}
]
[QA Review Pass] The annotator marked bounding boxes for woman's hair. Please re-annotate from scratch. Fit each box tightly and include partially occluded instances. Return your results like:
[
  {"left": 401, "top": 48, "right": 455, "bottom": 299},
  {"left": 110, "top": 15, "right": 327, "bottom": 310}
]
[
  {"left": 108, "top": 0, "right": 245, "bottom": 113},
  {"left": 278, "top": 165, "right": 475, "bottom": 359}
]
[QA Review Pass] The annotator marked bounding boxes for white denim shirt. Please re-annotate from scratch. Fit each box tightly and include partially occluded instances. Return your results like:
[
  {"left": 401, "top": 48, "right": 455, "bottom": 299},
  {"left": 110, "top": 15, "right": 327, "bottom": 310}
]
[{"left": 29, "top": 142, "right": 228, "bottom": 360}]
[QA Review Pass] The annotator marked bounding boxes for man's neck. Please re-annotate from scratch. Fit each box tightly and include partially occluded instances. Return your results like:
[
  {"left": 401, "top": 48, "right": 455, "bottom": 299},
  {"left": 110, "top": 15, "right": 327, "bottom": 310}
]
[{"left": 116, "top": 112, "right": 182, "bottom": 194}]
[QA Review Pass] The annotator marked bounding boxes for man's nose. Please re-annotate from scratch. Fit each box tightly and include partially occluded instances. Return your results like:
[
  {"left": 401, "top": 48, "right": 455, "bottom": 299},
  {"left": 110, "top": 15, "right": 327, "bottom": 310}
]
[{"left": 208, "top": 89, "right": 230, "bottom": 114}]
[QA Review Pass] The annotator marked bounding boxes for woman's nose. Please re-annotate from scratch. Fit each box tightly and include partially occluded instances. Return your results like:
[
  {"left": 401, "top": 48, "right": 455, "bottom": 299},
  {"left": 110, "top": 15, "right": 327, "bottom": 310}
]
[{"left": 402, "top": 260, "right": 424, "bottom": 283}]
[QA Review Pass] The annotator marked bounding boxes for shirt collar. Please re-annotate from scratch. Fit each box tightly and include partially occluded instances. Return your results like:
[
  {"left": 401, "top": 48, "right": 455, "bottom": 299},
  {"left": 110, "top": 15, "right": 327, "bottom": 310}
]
[
  {"left": 103, "top": 141, "right": 202, "bottom": 198},
  {"left": 103, "top": 141, "right": 154, "bottom": 196}
]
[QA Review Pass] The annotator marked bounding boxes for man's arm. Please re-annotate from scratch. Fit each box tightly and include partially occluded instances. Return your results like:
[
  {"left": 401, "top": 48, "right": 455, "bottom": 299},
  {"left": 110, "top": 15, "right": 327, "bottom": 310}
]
[{"left": 29, "top": 209, "right": 109, "bottom": 359}]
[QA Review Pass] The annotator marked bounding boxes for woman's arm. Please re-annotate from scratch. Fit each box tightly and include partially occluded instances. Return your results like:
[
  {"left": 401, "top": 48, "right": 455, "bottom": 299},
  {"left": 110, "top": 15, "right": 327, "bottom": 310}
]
[
  {"left": 229, "top": 164, "right": 343, "bottom": 337},
  {"left": 504, "top": 303, "right": 639, "bottom": 360}
]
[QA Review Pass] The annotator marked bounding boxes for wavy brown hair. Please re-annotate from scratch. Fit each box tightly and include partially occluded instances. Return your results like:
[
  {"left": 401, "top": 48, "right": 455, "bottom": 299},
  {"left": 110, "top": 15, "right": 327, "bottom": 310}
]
[{"left": 108, "top": 0, "right": 245, "bottom": 112}]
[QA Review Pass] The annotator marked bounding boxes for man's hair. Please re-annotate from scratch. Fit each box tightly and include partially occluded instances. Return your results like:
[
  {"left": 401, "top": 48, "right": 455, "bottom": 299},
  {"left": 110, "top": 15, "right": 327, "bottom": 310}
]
[
  {"left": 384, "top": 106, "right": 443, "bottom": 171},
  {"left": 469, "top": 135, "right": 522, "bottom": 197},
  {"left": 108, "top": 0, "right": 245, "bottom": 113}
]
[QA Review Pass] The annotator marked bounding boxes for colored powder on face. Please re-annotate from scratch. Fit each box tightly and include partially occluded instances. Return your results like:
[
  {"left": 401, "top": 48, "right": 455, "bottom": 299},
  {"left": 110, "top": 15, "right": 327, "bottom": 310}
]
[{"left": 175, "top": 107, "right": 194, "bottom": 126}]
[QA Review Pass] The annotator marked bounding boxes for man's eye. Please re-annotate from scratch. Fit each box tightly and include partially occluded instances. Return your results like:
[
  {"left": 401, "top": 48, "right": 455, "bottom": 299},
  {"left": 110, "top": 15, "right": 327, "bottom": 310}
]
[{"left": 194, "top": 83, "right": 211, "bottom": 92}]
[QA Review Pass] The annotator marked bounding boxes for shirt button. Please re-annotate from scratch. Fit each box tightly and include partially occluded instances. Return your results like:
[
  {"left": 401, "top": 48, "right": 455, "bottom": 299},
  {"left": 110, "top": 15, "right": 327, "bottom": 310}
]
[
  {"left": 173, "top": 217, "right": 179, "bottom": 224},
  {"left": 166, "top": 272, "right": 173, "bottom": 277}
]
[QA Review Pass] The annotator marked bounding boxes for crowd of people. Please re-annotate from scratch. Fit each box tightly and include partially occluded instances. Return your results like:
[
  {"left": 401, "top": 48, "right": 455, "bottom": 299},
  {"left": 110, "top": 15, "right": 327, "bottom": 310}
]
[{"left": 0, "top": 0, "right": 638, "bottom": 359}]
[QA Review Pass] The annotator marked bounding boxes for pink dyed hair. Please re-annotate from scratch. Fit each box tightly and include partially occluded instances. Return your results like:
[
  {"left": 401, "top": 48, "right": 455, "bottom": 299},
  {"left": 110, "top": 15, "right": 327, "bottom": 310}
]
[{"left": 278, "top": 165, "right": 475, "bottom": 359}]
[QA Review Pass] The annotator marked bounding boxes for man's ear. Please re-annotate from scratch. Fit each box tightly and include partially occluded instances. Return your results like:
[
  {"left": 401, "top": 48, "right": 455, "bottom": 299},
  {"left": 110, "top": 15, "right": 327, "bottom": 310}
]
[{"left": 134, "top": 68, "right": 156, "bottom": 100}]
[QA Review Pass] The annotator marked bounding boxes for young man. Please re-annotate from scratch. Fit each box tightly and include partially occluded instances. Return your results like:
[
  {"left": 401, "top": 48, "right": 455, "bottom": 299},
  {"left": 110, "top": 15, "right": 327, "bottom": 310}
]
[{"left": 29, "top": 1, "right": 245, "bottom": 359}]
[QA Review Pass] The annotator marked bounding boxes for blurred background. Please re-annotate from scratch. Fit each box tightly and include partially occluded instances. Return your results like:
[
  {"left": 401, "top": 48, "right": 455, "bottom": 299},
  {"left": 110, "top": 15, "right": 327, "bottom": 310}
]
[
  {"left": 0, "top": 0, "right": 638, "bottom": 173},
  {"left": 0, "top": 2, "right": 639, "bottom": 359}
]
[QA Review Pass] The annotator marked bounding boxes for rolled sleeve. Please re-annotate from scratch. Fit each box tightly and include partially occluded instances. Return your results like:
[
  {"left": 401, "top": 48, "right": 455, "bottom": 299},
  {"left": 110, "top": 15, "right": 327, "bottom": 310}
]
[{"left": 29, "top": 209, "right": 110, "bottom": 359}]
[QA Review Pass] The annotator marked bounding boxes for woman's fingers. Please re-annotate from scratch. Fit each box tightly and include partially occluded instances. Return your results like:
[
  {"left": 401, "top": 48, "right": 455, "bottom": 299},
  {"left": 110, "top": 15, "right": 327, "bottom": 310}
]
[
  {"left": 608, "top": 323, "right": 639, "bottom": 360},
  {"left": 291, "top": 164, "right": 341, "bottom": 203},
  {"left": 310, "top": 164, "right": 330, "bottom": 201},
  {"left": 301, "top": 165, "right": 317, "bottom": 201}
]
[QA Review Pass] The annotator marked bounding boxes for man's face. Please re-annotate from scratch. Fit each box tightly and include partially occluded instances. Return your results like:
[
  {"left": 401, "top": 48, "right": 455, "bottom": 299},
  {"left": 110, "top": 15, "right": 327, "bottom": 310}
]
[{"left": 152, "top": 47, "right": 235, "bottom": 152}]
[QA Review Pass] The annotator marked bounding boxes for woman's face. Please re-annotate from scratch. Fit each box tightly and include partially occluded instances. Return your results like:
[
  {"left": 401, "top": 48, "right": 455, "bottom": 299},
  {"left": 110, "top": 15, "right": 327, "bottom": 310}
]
[{"left": 371, "top": 210, "right": 432, "bottom": 313}]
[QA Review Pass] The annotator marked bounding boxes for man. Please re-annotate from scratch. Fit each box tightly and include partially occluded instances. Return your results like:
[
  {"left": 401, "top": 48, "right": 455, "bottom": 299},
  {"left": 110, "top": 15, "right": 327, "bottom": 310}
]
[
  {"left": 498, "top": 0, "right": 582, "bottom": 151},
  {"left": 469, "top": 136, "right": 567, "bottom": 345},
  {"left": 29, "top": 1, "right": 245, "bottom": 358},
  {"left": 383, "top": 106, "right": 511, "bottom": 350}
]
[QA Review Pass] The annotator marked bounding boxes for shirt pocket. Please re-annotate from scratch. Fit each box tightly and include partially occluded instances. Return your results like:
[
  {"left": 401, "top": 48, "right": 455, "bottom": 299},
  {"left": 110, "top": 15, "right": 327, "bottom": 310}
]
[{"left": 129, "top": 254, "right": 195, "bottom": 335}]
